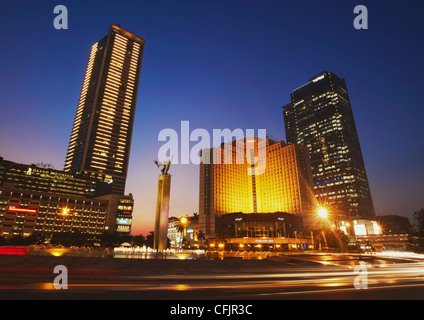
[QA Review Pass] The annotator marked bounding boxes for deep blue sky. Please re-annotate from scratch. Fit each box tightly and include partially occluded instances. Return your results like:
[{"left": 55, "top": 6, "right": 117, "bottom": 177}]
[{"left": 1, "top": 0, "right": 423, "bottom": 234}]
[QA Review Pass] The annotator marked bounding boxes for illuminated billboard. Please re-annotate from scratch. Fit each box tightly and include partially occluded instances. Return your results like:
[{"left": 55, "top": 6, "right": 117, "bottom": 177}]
[
  {"left": 116, "top": 199, "right": 133, "bottom": 233},
  {"left": 353, "top": 219, "right": 381, "bottom": 236},
  {"left": 354, "top": 224, "right": 367, "bottom": 236},
  {"left": 117, "top": 217, "right": 132, "bottom": 226}
]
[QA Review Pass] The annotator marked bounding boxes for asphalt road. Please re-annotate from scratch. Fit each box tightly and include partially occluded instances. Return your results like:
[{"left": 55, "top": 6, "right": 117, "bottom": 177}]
[{"left": 0, "top": 252, "right": 423, "bottom": 300}]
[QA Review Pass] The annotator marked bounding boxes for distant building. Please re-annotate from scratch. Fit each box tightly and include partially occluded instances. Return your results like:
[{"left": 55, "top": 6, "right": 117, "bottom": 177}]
[
  {"left": 167, "top": 217, "right": 181, "bottom": 248},
  {"left": 350, "top": 217, "right": 411, "bottom": 252},
  {"left": 199, "top": 138, "right": 316, "bottom": 239},
  {"left": 283, "top": 71, "right": 375, "bottom": 219},
  {"left": 351, "top": 219, "right": 382, "bottom": 236},
  {"left": 168, "top": 215, "right": 199, "bottom": 248},
  {"left": 377, "top": 215, "right": 412, "bottom": 234},
  {"left": 94, "top": 193, "right": 134, "bottom": 234}
]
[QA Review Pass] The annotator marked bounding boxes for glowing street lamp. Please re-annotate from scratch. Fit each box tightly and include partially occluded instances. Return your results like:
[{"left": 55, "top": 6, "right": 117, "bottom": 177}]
[
  {"left": 317, "top": 207, "right": 329, "bottom": 251},
  {"left": 318, "top": 207, "right": 328, "bottom": 219},
  {"left": 179, "top": 216, "right": 188, "bottom": 247}
]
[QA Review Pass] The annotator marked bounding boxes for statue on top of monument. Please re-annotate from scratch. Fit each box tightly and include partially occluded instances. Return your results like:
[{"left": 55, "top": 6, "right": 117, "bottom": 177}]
[{"left": 154, "top": 156, "right": 173, "bottom": 175}]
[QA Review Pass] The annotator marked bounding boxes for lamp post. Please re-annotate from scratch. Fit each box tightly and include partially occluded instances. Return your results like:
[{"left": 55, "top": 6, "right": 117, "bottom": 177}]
[
  {"left": 317, "top": 207, "right": 329, "bottom": 250},
  {"left": 180, "top": 216, "right": 187, "bottom": 248}
]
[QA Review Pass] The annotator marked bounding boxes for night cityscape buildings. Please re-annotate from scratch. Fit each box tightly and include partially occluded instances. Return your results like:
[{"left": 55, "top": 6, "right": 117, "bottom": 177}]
[
  {"left": 1, "top": 2, "right": 423, "bottom": 303},
  {"left": 0, "top": 22, "right": 412, "bottom": 251},
  {"left": 283, "top": 71, "right": 375, "bottom": 220},
  {"left": 0, "top": 24, "right": 144, "bottom": 239},
  {"left": 64, "top": 24, "right": 145, "bottom": 195}
]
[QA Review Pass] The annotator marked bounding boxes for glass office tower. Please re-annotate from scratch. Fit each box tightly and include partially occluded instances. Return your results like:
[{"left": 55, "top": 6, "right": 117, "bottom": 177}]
[{"left": 283, "top": 71, "right": 375, "bottom": 219}]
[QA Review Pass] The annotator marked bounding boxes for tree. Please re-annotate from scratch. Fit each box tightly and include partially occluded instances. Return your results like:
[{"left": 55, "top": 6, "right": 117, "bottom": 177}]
[
  {"left": 197, "top": 230, "right": 206, "bottom": 248},
  {"left": 326, "top": 229, "right": 349, "bottom": 253},
  {"left": 132, "top": 234, "right": 146, "bottom": 247},
  {"left": 145, "top": 231, "right": 154, "bottom": 248},
  {"left": 50, "top": 232, "right": 95, "bottom": 247},
  {"left": 413, "top": 209, "right": 424, "bottom": 235}
]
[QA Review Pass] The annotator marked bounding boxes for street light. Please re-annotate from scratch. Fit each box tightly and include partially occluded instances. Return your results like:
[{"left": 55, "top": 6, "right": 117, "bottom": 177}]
[
  {"left": 318, "top": 207, "right": 328, "bottom": 219},
  {"left": 180, "top": 216, "right": 188, "bottom": 248},
  {"left": 317, "top": 207, "right": 329, "bottom": 251}
]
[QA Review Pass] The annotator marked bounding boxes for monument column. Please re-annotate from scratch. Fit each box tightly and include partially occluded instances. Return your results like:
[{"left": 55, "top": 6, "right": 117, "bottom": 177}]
[{"left": 153, "top": 158, "right": 172, "bottom": 252}]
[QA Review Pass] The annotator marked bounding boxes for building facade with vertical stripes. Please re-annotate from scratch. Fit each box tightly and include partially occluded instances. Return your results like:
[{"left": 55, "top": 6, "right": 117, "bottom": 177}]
[{"left": 64, "top": 24, "right": 145, "bottom": 195}]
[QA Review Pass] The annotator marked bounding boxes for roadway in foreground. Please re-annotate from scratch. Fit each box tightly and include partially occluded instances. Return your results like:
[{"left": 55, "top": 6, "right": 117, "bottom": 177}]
[{"left": 0, "top": 252, "right": 423, "bottom": 300}]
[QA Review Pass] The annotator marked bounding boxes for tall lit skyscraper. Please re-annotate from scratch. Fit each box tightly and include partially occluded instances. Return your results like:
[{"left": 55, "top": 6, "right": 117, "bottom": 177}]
[
  {"left": 64, "top": 24, "right": 144, "bottom": 194},
  {"left": 283, "top": 71, "right": 375, "bottom": 219}
]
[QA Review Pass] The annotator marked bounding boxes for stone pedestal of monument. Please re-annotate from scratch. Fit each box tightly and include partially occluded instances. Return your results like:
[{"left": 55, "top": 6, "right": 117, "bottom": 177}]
[{"left": 154, "top": 174, "right": 171, "bottom": 251}]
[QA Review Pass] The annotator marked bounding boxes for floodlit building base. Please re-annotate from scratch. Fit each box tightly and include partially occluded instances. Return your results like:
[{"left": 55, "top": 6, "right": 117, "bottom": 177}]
[{"left": 209, "top": 237, "right": 314, "bottom": 251}]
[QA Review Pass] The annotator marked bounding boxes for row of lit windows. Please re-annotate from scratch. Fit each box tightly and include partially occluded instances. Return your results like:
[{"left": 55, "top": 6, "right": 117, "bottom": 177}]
[{"left": 66, "top": 42, "right": 99, "bottom": 165}]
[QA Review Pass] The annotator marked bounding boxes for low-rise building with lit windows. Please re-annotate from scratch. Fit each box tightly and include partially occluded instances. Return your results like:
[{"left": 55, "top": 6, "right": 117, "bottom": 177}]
[
  {"left": 0, "top": 185, "right": 108, "bottom": 239},
  {"left": 213, "top": 212, "right": 311, "bottom": 251},
  {"left": 0, "top": 157, "right": 110, "bottom": 198},
  {"left": 0, "top": 158, "right": 134, "bottom": 238}
]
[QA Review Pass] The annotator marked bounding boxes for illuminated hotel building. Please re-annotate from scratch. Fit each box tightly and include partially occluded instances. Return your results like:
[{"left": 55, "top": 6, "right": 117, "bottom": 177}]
[
  {"left": 64, "top": 24, "right": 145, "bottom": 195},
  {"left": 283, "top": 71, "right": 375, "bottom": 219},
  {"left": 199, "top": 138, "right": 316, "bottom": 238}
]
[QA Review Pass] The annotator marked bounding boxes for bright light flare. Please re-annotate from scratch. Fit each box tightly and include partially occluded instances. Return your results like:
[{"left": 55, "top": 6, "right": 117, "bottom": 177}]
[{"left": 318, "top": 207, "right": 328, "bottom": 218}]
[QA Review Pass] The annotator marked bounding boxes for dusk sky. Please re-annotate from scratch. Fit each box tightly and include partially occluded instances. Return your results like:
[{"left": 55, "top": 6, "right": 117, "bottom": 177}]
[{"left": 1, "top": 0, "right": 423, "bottom": 235}]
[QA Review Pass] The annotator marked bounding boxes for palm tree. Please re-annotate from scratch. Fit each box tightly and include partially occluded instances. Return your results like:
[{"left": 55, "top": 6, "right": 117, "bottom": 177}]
[{"left": 197, "top": 230, "right": 206, "bottom": 248}]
